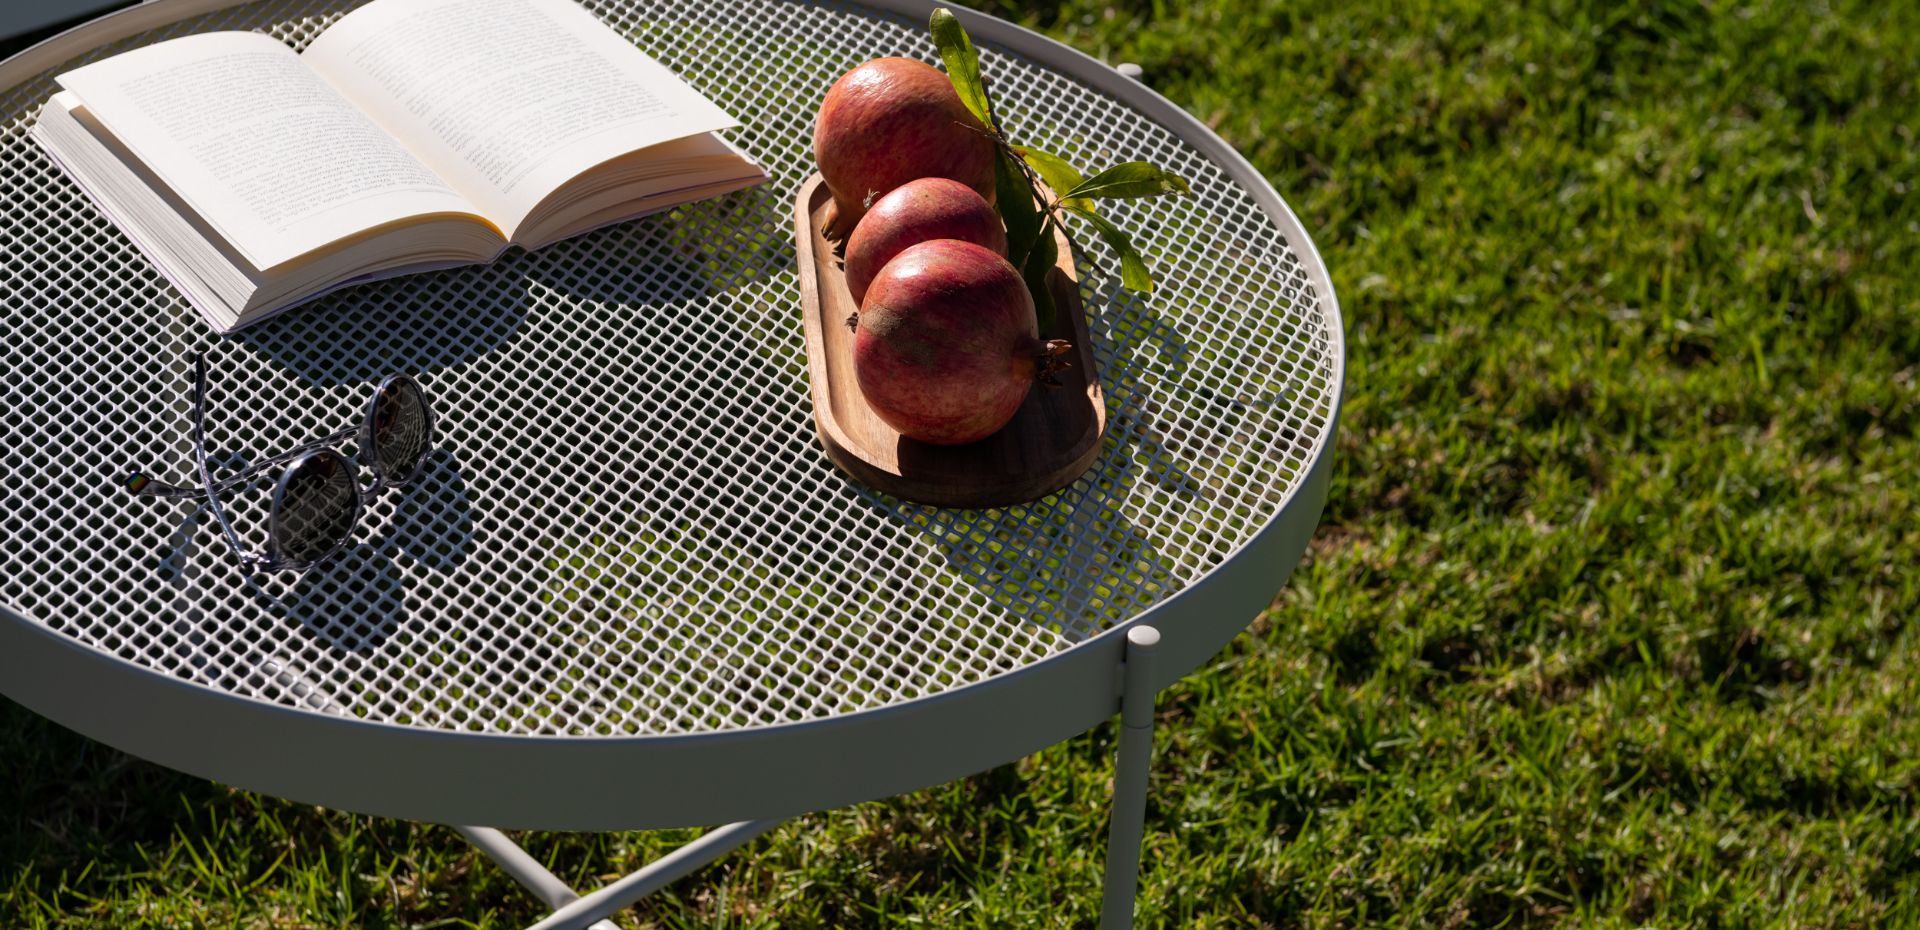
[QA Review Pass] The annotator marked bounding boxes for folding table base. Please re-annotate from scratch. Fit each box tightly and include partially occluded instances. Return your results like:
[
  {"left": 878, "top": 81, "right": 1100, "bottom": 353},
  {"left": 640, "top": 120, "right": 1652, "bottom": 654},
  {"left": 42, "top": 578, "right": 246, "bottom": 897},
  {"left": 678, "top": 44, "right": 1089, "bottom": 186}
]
[
  {"left": 457, "top": 820, "right": 782, "bottom": 930},
  {"left": 456, "top": 625, "right": 1165, "bottom": 930}
]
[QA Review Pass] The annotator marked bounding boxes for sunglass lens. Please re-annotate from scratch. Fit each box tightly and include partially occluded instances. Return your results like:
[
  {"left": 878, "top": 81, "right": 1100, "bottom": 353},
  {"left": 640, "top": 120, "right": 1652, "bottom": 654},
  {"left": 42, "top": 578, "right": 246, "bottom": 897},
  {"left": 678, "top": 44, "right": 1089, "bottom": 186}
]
[
  {"left": 370, "top": 377, "right": 431, "bottom": 484},
  {"left": 269, "top": 451, "right": 358, "bottom": 567}
]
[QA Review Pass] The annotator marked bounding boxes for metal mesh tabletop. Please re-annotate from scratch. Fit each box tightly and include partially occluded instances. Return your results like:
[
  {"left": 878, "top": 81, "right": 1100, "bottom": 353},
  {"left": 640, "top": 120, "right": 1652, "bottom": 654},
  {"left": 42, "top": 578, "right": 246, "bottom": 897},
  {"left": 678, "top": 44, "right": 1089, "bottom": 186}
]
[{"left": 1, "top": 0, "right": 1340, "bottom": 826}]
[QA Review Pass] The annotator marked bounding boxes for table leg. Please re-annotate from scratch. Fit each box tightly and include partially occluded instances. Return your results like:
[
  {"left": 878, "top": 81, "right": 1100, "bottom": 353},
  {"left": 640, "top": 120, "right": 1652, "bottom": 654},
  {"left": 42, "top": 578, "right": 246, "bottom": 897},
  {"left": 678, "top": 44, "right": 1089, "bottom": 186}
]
[
  {"left": 240, "top": 654, "right": 771, "bottom": 930},
  {"left": 514, "top": 819, "right": 783, "bottom": 930},
  {"left": 454, "top": 826, "right": 620, "bottom": 930},
  {"left": 1099, "top": 625, "right": 1162, "bottom": 930}
]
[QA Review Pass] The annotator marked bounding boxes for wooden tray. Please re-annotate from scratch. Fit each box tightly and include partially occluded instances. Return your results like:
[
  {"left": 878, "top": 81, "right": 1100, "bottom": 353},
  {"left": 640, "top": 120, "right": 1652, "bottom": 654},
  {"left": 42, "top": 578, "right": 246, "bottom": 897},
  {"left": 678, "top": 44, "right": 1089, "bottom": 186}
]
[{"left": 794, "top": 174, "right": 1106, "bottom": 508}]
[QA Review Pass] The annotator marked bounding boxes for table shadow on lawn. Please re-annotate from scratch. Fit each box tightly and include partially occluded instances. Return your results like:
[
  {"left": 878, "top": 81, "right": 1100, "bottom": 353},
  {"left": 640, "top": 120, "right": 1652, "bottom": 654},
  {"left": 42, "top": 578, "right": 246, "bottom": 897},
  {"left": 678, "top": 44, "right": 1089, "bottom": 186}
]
[
  {"left": 0, "top": 697, "right": 434, "bottom": 927},
  {"left": 0, "top": 698, "right": 223, "bottom": 885}
]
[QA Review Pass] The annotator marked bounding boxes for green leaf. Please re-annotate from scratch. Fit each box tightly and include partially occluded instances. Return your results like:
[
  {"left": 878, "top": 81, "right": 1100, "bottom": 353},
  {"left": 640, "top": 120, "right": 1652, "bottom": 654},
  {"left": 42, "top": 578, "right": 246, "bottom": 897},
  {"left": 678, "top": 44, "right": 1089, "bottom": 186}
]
[
  {"left": 929, "top": 9, "right": 992, "bottom": 128},
  {"left": 1023, "top": 220, "right": 1060, "bottom": 332},
  {"left": 1062, "top": 161, "right": 1192, "bottom": 201},
  {"left": 1013, "top": 146, "right": 1092, "bottom": 212},
  {"left": 996, "top": 146, "right": 1042, "bottom": 266},
  {"left": 1064, "top": 203, "right": 1153, "bottom": 293}
]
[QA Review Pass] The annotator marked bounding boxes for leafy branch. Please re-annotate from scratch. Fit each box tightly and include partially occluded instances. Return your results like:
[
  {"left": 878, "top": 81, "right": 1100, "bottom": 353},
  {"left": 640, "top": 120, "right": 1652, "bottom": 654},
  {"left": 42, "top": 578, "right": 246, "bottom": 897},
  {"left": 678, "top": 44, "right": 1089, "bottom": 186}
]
[{"left": 930, "top": 8, "right": 1190, "bottom": 329}]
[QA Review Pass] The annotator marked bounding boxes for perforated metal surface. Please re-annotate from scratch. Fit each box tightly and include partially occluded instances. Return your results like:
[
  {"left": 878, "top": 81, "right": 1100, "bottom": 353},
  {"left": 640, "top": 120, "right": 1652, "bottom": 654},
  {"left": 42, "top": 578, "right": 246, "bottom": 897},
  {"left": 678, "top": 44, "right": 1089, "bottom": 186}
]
[{"left": 0, "top": 0, "right": 1337, "bottom": 738}]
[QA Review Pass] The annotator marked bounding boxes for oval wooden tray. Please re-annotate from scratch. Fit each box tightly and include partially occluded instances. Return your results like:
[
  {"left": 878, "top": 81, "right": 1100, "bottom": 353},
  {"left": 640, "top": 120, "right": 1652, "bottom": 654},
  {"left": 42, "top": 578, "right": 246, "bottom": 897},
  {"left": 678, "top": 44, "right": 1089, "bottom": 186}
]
[{"left": 794, "top": 174, "right": 1106, "bottom": 508}]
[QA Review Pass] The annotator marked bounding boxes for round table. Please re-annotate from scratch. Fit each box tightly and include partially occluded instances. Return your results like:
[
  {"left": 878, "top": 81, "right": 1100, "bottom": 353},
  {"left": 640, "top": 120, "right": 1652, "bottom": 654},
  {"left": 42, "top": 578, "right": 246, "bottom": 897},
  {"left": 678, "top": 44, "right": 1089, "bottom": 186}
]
[{"left": 0, "top": 0, "right": 1343, "bottom": 925}]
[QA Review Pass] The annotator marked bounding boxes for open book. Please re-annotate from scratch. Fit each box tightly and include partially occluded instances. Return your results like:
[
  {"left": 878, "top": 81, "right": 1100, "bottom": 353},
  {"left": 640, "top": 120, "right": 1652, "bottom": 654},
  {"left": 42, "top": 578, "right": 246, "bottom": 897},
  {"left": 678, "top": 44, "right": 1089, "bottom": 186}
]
[{"left": 31, "top": 0, "right": 768, "bottom": 333}]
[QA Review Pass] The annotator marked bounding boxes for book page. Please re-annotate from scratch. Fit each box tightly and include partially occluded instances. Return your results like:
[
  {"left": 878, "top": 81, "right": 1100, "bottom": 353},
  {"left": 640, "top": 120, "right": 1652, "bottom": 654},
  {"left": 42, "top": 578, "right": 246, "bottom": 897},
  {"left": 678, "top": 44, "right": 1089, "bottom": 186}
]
[
  {"left": 303, "top": 0, "right": 740, "bottom": 236},
  {"left": 55, "top": 31, "right": 486, "bottom": 271}
]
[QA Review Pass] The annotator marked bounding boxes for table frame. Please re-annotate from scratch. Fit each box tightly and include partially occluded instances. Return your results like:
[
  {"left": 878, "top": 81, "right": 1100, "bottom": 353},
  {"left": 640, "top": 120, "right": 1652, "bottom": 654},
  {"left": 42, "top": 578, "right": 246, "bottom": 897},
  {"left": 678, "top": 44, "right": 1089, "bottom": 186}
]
[
  {"left": 434, "top": 626, "right": 1161, "bottom": 930},
  {"left": 0, "top": 0, "right": 1343, "bottom": 924}
]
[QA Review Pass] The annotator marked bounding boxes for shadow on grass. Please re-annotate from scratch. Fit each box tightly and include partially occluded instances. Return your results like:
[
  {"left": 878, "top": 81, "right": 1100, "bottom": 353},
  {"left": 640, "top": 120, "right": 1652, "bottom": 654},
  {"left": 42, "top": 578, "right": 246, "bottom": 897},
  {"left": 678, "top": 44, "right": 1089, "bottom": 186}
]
[
  {"left": 0, "top": 699, "right": 216, "bottom": 875},
  {"left": 0, "top": 699, "right": 452, "bottom": 930}
]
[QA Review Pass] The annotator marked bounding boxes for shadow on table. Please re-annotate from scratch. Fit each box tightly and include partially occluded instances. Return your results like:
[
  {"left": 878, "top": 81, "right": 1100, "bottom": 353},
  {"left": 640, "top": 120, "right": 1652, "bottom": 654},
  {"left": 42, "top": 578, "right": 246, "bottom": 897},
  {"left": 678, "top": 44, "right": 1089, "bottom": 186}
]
[
  {"left": 377, "top": 447, "right": 476, "bottom": 571},
  {"left": 518, "top": 184, "right": 795, "bottom": 314},
  {"left": 401, "top": 188, "right": 1215, "bottom": 726},
  {"left": 1079, "top": 274, "right": 1214, "bottom": 500},
  {"left": 509, "top": 185, "right": 803, "bottom": 498},
  {"left": 329, "top": 191, "right": 804, "bottom": 733},
  {"left": 860, "top": 446, "right": 1177, "bottom": 652},
  {"left": 267, "top": 446, "right": 477, "bottom": 655},
  {"left": 237, "top": 258, "right": 539, "bottom": 386},
  {"left": 268, "top": 547, "right": 407, "bottom": 655},
  {"left": 135, "top": 444, "right": 475, "bottom": 667},
  {"left": 859, "top": 273, "right": 1209, "bottom": 652}
]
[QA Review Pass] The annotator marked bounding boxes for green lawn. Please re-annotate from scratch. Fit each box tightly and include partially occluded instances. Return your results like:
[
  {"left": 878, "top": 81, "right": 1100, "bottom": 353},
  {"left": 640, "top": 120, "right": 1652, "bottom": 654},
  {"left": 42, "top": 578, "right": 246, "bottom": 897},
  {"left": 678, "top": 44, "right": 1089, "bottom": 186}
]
[{"left": 6, "top": 0, "right": 1918, "bottom": 926}]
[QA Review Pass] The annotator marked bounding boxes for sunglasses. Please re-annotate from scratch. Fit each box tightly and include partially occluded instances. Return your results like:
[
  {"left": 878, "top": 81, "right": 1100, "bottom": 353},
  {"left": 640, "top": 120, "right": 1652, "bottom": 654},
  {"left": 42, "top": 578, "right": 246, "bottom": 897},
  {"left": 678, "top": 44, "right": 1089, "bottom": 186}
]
[{"left": 127, "top": 354, "right": 435, "bottom": 572}]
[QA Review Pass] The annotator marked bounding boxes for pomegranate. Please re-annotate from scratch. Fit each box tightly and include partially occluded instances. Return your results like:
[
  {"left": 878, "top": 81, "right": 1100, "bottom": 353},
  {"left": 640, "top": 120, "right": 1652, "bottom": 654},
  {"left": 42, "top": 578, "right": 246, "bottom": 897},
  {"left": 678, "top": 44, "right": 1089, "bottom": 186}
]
[
  {"left": 813, "top": 57, "right": 996, "bottom": 237},
  {"left": 854, "top": 239, "right": 1070, "bottom": 445},
  {"left": 844, "top": 178, "right": 1007, "bottom": 304}
]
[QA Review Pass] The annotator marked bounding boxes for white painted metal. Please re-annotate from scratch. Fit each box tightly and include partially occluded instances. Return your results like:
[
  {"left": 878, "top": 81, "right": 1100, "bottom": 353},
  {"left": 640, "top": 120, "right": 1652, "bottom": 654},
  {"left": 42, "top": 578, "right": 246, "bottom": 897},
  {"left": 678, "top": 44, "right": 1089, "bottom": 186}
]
[
  {"left": 456, "top": 820, "right": 767, "bottom": 930},
  {"left": 0, "top": 0, "right": 1344, "bottom": 831},
  {"left": 521, "top": 820, "right": 782, "bottom": 930},
  {"left": 457, "top": 826, "right": 593, "bottom": 912},
  {"left": 1099, "top": 625, "right": 1161, "bottom": 930}
]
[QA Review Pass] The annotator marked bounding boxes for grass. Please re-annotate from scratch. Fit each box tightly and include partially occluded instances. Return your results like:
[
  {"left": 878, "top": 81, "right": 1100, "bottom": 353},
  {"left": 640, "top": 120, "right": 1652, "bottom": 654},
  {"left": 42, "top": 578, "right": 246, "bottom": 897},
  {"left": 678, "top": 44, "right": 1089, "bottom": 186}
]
[{"left": 6, "top": 0, "right": 1919, "bottom": 926}]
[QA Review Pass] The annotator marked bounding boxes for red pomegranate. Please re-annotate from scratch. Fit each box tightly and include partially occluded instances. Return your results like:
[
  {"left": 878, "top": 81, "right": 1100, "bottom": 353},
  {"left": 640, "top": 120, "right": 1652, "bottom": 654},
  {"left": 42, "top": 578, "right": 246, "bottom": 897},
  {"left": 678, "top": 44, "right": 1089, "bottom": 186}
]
[
  {"left": 844, "top": 178, "right": 1007, "bottom": 304},
  {"left": 813, "top": 58, "right": 997, "bottom": 237},
  {"left": 854, "top": 239, "right": 1069, "bottom": 445}
]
